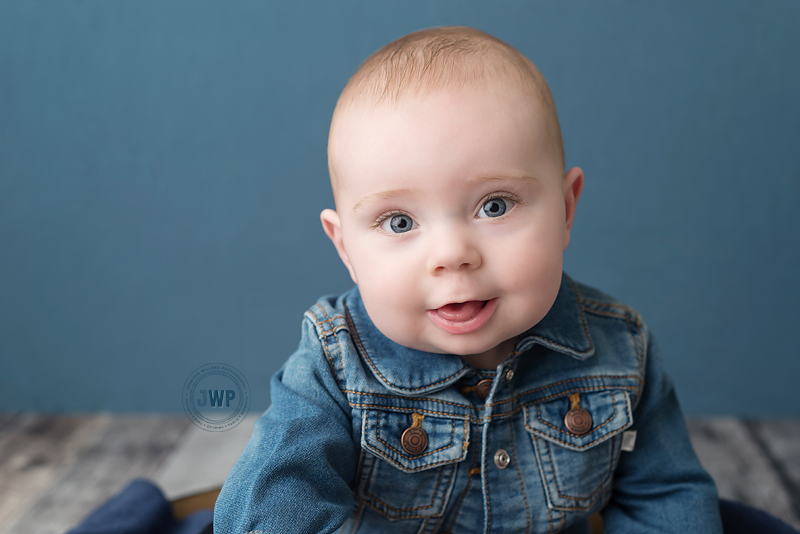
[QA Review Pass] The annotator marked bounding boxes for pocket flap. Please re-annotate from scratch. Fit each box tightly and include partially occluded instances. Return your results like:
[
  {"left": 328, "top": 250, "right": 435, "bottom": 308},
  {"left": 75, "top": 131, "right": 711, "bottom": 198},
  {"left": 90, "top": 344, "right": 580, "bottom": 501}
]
[
  {"left": 524, "top": 389, "right": 632, "bottom": 451},
  {"left": 362, "top": 409, "right": 469, "bottom": 473}
]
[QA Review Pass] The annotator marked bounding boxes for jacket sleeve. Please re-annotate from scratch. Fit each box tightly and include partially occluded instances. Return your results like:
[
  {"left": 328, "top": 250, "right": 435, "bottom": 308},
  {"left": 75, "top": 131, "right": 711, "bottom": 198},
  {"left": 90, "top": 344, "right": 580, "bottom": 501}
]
[
  {"left": 601, "top": 328, "right": 724, "bottom": 533},
  {"left": 213, "top": 315, "right": 357, "bottom": 534}
]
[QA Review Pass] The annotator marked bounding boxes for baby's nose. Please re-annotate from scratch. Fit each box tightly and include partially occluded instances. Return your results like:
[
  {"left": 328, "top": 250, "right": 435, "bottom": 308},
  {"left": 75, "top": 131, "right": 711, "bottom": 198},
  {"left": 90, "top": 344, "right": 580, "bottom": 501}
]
[{"left": 426, "top": 227, "right": 482, "bottom": 274}]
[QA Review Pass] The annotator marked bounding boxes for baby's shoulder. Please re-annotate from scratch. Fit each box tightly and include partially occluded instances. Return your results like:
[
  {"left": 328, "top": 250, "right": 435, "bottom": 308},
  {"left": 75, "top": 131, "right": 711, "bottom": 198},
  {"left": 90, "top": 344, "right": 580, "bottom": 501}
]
[
  {"left": 302, "top": 291, "right": 350, "bottom": 334},
  {"left": 288, "top": 288, "right": 370, "bottom": 390},
  {"left": 566, "top": 276, "right": 649, "bottom": 342},
  {"left": 571, "top": 278, "right": 642, "bottom": 318}
]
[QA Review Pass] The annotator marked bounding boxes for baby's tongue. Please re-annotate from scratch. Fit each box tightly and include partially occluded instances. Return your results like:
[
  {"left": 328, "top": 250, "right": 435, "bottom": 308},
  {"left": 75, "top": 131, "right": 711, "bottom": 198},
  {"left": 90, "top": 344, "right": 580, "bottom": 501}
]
[{"left": 436, "top": 300, "right": 485, "bottom": 322}]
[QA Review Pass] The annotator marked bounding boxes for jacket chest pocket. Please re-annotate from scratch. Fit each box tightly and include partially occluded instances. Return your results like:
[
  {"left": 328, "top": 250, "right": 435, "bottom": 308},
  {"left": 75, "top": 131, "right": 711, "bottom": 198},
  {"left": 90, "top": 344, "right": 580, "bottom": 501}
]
[
  {"left": 524, "top": 389, "right": 632, "bottom": 512},
  {"left": 356, "top": 409, "right": 469, "bottom": 520}
]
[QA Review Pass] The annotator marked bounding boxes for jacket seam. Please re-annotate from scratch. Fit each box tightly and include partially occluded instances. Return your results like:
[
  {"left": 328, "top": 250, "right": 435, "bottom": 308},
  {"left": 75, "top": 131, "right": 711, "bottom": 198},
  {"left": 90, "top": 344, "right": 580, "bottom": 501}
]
[
  {"left": 348, "top": 385, "right": 638, "bottom": 424},
  {"left": 508, "top": 417, "right": 532, "bottom": 532},
  {"left": 344, "top": 375, "right": 639, "bottom": 410},
  {"left": 580, "top": 305, "right": 631, "bottom": 321},
  {"left": 486, "top": 375, "right": 641, "bottom": 409},
  {"left": 446, "top": 445, "right": 480, "bottom": 532},
  {"left": 309, "top": 305, "right": 351, "bottom": 396},
  {"left": 347, "top": 503, "right": 364, "bottom": 534},
  {"left": 346, "top": 392, "right": 472, "bottom": 410},
  {"left": 548, "top": 275, "right": 594, "bottom": 356}
]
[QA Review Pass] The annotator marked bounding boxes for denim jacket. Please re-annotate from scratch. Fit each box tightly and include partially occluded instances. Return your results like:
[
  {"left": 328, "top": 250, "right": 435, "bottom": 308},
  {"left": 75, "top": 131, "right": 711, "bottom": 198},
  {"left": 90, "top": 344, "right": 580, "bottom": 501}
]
[{"left": 214, "top": 273, "right": 723, "bottom": 534}]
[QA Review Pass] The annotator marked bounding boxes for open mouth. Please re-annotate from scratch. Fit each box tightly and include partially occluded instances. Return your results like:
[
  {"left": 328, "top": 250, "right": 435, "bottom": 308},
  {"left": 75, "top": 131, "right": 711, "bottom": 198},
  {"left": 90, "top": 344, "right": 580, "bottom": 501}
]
[
  {"left": 436, "top": 300, "right": 487, "bottom": 321},
  {"left": 427, "top": 298, "right": 498, "bottom": 335}
]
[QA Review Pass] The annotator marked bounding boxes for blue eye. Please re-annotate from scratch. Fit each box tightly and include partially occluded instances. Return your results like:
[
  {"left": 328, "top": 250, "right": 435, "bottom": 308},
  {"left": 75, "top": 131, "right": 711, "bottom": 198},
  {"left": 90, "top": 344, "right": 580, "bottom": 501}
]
[
  {"left": 479, "top": 198, "right": 508, "bottom": 218},
  {"left": 381, "top": 214, "right": 414, "bottom": 233}
]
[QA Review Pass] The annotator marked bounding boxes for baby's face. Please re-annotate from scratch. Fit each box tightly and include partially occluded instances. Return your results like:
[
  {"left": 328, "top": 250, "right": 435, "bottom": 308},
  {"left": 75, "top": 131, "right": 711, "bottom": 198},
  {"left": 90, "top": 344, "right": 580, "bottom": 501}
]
[{"left": 322, "top": 84, "right": 583, "bottom": 368}]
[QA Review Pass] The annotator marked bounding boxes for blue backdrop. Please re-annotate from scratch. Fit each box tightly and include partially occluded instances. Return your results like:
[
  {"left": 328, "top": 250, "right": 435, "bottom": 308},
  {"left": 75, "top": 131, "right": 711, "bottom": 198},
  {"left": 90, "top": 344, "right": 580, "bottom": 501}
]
[{"left": 1, "top": 1, "right": 798, "bottom": 415}]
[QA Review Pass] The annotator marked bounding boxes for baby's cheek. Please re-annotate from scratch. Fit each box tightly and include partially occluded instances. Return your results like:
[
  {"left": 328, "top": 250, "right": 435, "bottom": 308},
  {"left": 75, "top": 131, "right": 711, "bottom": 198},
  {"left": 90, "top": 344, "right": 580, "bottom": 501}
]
[
  {"left": 373, "top": 257, "right": 421, "bottom": 293},
  {"left": 369, "top": 307, "right": 424, "bottom": 351}
]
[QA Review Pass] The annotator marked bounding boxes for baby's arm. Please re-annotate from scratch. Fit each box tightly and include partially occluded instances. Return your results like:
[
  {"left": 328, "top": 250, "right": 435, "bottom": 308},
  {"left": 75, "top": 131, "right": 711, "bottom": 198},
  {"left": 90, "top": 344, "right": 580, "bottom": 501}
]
[
  {"left": 213, "top": 316, "right": 356, "bottom": 534},
  {"left": 602, "top": 330, "right": 723, "bottom": 533}
]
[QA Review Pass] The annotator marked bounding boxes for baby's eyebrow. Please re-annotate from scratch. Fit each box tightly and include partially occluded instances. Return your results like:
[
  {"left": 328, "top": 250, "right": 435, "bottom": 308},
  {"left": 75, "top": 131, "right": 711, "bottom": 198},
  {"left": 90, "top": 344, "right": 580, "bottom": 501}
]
[
  {"left": 466, "top": 173, "right": 540, "bottom": 187},
  {"left": 352, "top": 188, "right": 418, "bottom": 213}
]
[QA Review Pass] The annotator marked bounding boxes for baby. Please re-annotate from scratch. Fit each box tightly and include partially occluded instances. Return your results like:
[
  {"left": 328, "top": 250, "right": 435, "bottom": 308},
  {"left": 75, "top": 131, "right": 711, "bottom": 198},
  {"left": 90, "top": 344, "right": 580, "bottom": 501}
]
[{"left": 214, "top": 27, "right": 723, "bottom": 533}]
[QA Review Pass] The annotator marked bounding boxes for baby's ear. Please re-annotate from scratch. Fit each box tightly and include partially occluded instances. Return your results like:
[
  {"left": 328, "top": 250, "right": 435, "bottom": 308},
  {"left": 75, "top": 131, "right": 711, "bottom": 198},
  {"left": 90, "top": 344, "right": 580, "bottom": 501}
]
[
  {"left": 562, "top": 167, "right": 584, "bottom": 251},
  {"left": 320, "top": 209, "right": 358, "bottom": 284}
]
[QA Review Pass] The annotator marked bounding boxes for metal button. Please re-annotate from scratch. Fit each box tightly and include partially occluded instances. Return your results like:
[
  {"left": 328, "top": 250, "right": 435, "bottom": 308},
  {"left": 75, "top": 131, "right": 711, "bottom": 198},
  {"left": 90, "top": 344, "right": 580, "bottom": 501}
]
[
  {"left": 401, "top": 426, "right": 428, "bottom": 455},
  {"left": 504, "top": 368, "right": 514, "bottom": 381},
  {"left": 564, "top": 407, "right": 593, "bottom": 436},
  {"left": 475, "top": 379, "right": 493, "bottom": 400},
  {"left": 494, "top": 449, "right": 510, "bottom": 469}
]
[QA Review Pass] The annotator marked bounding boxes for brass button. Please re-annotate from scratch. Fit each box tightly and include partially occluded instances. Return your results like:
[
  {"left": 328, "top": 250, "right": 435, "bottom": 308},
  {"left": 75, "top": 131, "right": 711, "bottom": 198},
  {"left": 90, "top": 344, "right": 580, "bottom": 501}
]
[
  {"left": 401, "top": 426, "right": 428, "bottom": 455},
  {"left": 494, "top": 449, "right": 510, "bottom": 469},
  {"left": 504, "top": 368, "right": 514, "bottom": 381},
  {"left": 565, "top": 407, "right": 593, "bottom": 435},
  {"left": 475, "top": 379, "right": 493, "bottom": 400}
]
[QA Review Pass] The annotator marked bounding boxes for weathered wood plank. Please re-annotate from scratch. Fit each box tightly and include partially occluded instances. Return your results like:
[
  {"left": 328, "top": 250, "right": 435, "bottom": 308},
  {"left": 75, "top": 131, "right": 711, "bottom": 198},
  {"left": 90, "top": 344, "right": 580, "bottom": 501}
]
[
  {"left": 0, "top": 412, "right": 21, "bottom": 437},
  {"left": 0, "top": 414, "right": 112, "bottom": 531},
  {"left": 153, "top": 413, "right": 259, "bottom": 500},
  {"left": 4, "top": 414, "right": 190, "bottom": 534},
  {"left": 687, "top": 417, "right": 800, "bottom": 529},
  {"left": 746, "top": 419, "right": 800, "bottom": 516}
]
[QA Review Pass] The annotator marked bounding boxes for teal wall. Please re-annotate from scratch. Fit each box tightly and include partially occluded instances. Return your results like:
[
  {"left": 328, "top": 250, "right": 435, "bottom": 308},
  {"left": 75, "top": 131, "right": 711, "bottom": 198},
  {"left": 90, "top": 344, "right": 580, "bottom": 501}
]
[{"left": 2, "top": 1, "right": 798, "bottom": 415}]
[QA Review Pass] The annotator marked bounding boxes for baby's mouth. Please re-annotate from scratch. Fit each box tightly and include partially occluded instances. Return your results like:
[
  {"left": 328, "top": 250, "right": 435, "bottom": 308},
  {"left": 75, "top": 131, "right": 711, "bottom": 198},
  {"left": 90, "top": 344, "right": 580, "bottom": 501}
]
[
  {"left": 435, "top": 300, "right": 488, "bottom": 322},
  {"left": 428, "top": 298, "right": 498, "bottom": 335}
]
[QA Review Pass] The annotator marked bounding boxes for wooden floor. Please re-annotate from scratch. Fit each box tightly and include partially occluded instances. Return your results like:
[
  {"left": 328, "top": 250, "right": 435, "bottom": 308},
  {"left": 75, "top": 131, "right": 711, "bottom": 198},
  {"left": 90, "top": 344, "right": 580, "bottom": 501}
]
[{"left": 0, "top": 413, "right": 798, "bottom": 533}]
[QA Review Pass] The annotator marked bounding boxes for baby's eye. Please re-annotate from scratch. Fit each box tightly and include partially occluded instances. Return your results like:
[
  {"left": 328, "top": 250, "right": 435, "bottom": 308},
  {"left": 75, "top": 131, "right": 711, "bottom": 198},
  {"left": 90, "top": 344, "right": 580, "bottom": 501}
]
[
  {"left": 478, "top": 197, "right": 511, "bottom": 218},
  {"left": 380, "top": 214, "right": 415, "bottom": 233}
]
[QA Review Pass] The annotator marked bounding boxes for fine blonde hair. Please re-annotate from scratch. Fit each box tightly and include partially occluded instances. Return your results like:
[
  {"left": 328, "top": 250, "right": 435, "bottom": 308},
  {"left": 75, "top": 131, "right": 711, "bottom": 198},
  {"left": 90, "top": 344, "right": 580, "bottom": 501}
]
[{"left": 328, "top": 26, "right": 565, "bottom": 200}]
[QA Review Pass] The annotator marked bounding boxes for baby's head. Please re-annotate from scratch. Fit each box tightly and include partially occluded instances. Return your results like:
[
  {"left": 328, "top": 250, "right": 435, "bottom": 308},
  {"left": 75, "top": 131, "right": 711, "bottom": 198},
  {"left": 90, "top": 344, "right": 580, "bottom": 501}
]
[{"left": 321, "top": 26, "right": 584, "bottom": 369}]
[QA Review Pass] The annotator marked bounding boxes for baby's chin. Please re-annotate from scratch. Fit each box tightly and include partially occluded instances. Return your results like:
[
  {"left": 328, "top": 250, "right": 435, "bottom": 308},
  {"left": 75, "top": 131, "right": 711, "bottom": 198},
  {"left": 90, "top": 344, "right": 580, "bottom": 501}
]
[{"left": 387, "top": 327, "right": 514, "bottom": 358}]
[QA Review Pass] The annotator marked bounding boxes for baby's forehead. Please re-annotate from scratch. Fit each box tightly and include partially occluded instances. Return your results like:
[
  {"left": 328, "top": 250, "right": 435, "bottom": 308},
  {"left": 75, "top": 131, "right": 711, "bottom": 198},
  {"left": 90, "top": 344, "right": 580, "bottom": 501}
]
[
  {"left": 333, "top": 95, "right": 557, "bottom": 199},
  {"left": 336, "top": 82, "right": 545, "bottom": 143}
]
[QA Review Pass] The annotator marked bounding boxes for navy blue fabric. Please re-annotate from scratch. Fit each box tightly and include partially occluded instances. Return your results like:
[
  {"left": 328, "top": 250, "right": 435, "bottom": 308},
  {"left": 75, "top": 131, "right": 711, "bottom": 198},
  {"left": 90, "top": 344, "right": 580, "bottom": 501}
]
[
  {"left": 65, "top": 478, "right": 213, "bottom": 534},
  {"left": 720, "top": 498, "right": 800, "bottom": 534}
]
